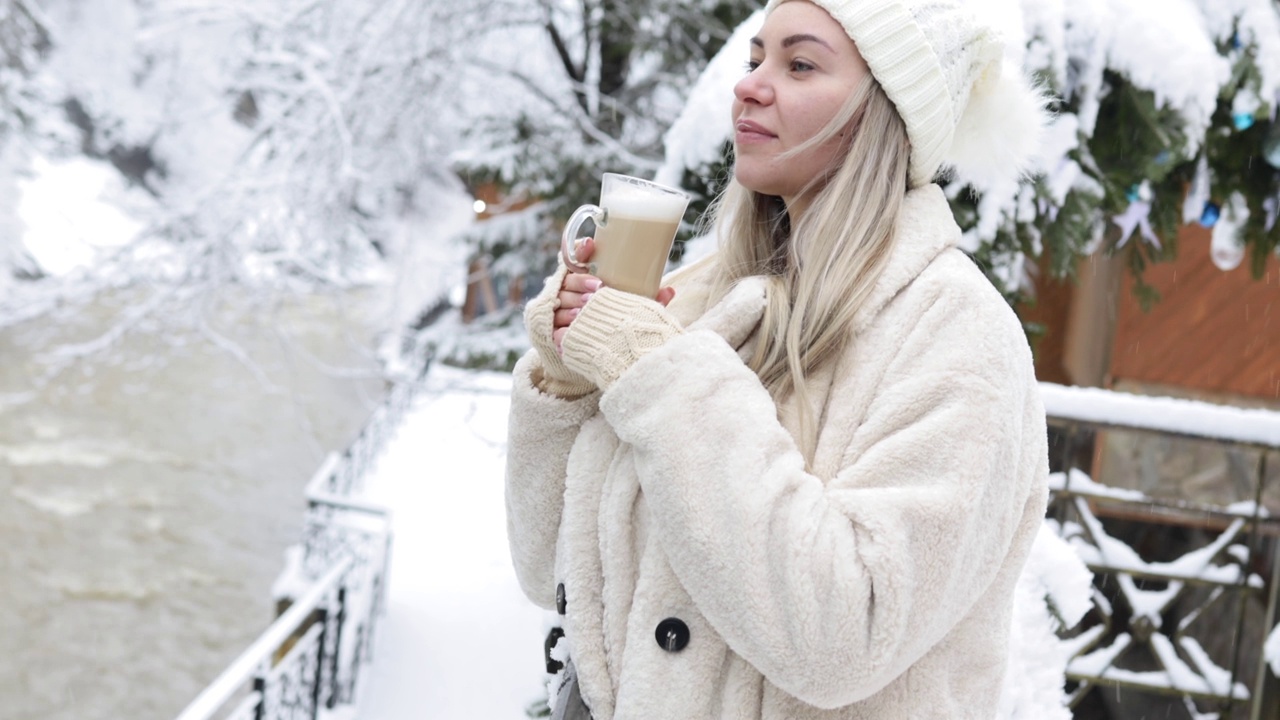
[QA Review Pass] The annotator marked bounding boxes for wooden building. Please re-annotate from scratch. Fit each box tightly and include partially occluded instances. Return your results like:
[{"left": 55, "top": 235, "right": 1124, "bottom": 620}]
[{"left": 1025, "top": 221, "right": 1279, "bottom": 405}]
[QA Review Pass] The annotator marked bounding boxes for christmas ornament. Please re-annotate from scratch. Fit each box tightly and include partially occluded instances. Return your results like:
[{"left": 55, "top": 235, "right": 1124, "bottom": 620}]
[
  {"left": 1199, "top": 201, "right": 1221, "bottom": 228},
  {"left": 1232, "top": 112, "right": 1255, "bottom": 131},
  {"left": 1210, "top": 194, "right": 1248, "bottom": 271},
  {"left": 1125, "top": 181, "right": 1153, "bottom": 204}
]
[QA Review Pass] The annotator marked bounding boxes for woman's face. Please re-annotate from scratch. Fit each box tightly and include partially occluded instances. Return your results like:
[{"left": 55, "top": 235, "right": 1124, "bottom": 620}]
[{"left": 732, "top": 0, "right": 871, "bottom": 214}]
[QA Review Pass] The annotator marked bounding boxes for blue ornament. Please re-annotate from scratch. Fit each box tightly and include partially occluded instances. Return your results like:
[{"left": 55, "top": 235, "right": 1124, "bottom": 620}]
[
  {"left": 1232, "top": 33, "right": 1243, "bottom": 50},
  {"left": 1126, "top": 185, "right": 1141, "bottom": 203},
  {"left": 1200, "top": 201, "right": 1221, "bottom": 228},
  {"left": 1233, "top": 112, "right": 1256, "bottom": 131}
]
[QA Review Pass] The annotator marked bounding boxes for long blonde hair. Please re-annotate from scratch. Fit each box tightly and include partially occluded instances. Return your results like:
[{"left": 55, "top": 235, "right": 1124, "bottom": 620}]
[{"left": 707, "top": 72, "right": 911, "bottom": 458}]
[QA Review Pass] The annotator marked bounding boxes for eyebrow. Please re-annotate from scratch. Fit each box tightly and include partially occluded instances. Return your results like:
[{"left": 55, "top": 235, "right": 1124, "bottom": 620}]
[{"left": 750, "top": 34, "right": 837, "bottom": 53}]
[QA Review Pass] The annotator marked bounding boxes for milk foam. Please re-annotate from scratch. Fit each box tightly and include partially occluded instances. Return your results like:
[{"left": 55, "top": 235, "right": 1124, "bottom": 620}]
[{"left": 603, "top": 184, "right": 688, "bottom": 221}]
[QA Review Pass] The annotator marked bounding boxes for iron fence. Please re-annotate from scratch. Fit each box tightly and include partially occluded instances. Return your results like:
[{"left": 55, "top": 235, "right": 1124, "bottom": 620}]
[
  {"left": 175, "top": 556, "right": 362, "bottom": 720},
  {"left": 1041, "top": 383, "right": 1280, "bottom": 720}
]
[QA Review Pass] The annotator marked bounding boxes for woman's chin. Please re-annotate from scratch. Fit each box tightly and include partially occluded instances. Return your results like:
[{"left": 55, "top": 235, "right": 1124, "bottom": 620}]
[{"left": 733, "top": 170, "right": 783, "bottom": 198}]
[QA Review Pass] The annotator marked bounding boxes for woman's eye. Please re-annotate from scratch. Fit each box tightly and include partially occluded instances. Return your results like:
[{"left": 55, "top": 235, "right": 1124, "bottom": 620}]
[
  {"left": 745, "top": 60, "right": 761, "bottom": 72},
  {"left": 791, "top": 60, "right": 815, "bottom": 72}
]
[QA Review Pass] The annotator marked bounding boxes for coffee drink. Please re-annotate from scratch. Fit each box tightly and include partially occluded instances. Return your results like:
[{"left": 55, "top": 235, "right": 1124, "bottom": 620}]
[
  {"left": 563, "top": 174, "right": 690, "bottom": 298},
  {"left": 590, "top": 213, "right": 682, "bottom": 297},
  {"left": 590, "top": 189, "right": 685, "bottom": 296}
]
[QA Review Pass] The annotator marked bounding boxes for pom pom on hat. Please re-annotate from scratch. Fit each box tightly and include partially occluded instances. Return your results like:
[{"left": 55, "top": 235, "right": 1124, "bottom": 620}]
[
  {"left": 764, "top": 0, "right": 1050, "bottom": 189},
  {"left": 948, "top": 57, "right": 1051, "bottom": 189}
]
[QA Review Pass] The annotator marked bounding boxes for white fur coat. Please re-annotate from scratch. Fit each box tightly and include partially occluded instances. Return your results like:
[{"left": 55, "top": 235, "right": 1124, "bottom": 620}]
[{"left": 505, "top": 185, "right": 1049, "bottom": 719}]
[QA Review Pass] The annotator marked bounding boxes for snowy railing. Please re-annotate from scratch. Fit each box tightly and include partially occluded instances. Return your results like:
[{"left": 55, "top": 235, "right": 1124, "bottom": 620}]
[
  {"left": 175, "top": 556, "right": 360, "bottom": 720},
  {"left": 174, "top": 354, "right": 432, "bottom": 720},
  {"left": 1041, "top": 383, "right": 1280, "bottom": 719}
]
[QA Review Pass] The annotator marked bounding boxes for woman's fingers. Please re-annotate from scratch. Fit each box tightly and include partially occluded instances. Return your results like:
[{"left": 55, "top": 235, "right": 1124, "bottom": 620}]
[
  {"left": 557, "top": 282, "right": 671, "bottom": 329},
  {"left": 557, "top": 273, "right": 601, "bottom": 325},
  {"left": 563, "top": 236, "right": 595, "bottom": 271},
  {"left": 562, "top": 272, "right": 602, "bottom": 294},
  {"left": 553, "top": 307, "right": 580, "bottom": 328},
  {"left": 572, "top": 236, "right": 596, "bottom": 263},
  {"left": 552, "top": 279, "right": 674, "bottom": 348}
]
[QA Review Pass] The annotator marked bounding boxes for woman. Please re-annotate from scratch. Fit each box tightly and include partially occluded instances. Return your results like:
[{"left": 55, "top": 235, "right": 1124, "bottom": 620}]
[{"left": 506, "top": 0, "right": 1051, "bottom": 717}]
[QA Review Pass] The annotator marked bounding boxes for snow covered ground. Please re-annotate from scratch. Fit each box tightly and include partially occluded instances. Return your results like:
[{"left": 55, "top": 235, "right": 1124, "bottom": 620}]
[{"left": 360, "top": 365, "right": 548, "bottom": 719}]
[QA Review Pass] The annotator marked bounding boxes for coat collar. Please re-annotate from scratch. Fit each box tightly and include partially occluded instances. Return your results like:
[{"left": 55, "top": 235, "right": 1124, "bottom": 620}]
[{"left": 849, "top": 183, "right": 961, "bottom": 336}]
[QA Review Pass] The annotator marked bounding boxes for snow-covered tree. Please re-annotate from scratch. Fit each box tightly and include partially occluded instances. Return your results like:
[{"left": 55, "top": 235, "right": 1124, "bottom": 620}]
[
  {"left": 967, "top": 0, "right": 1280, "bottom": 310},
  {"left": 452, "top": 0, "right": 758, "bottom": 280},
  {"left": 1, "top": 0, "right": 493, "bottom": 380}
]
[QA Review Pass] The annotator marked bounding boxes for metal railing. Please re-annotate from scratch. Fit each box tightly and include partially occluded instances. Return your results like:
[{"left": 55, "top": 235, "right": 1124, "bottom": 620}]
[
  {"left": 176, "top": 557, "right": 358, "bottom": 720},
  {"left": 1041, "top": 383, "right": 1280, "bottom": 720},
  {"left": 174, "top": 355, "right": 431, "bottom": 720}
]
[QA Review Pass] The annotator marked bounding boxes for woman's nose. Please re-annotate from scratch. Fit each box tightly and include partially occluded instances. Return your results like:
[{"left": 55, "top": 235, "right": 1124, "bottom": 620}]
[{"left": 734, "top": 69, "right": 771, "bottom": 106}]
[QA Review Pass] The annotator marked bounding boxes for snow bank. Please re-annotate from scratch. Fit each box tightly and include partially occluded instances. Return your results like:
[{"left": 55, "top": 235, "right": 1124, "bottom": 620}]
[
  {"left": 999, "top": 524, "right": 1094, "bottom": 720},
  {"left": 17, "top": 155, "right": 151, "bottom": 276}
]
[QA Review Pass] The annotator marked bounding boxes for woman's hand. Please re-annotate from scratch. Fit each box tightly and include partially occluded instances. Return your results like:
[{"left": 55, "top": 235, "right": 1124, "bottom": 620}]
[{"left": 553, "top": 237, "right": 675, "bottom": 352}]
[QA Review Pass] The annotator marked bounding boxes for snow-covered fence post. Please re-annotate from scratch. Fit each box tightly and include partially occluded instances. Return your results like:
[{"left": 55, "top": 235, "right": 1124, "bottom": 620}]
[{"left": 1258, "top": 455, "right": 1280, "bottom": 720}]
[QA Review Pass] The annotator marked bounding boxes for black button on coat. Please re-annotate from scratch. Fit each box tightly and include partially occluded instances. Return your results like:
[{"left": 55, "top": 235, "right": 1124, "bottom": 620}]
[
  {"left": 556, "top": 583, "right": 567, "bottom": 615},
  {"left": 655, "top": 618, "right": 690, "bottom": 652}
]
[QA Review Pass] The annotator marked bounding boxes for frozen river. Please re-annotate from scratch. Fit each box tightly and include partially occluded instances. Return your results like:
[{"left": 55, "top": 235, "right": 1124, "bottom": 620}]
[{"left": 0, "top": 288, "right": 389, "bottom": 720}]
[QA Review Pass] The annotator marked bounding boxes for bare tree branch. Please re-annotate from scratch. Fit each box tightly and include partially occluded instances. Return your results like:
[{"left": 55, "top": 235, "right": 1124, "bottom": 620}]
[{"left": 545, "top": 19, "right": 590, "bottom": 114}]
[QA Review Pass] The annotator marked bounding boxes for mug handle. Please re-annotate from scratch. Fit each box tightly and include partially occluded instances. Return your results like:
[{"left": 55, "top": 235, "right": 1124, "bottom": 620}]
[{"left": 561, "top": 204, "right": 607, "bottom": 272}]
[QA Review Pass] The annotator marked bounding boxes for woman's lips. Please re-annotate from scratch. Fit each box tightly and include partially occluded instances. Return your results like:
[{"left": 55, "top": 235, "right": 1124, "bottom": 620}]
[{"left": 735, "top": 119, "right": 776, "bottom": 144}]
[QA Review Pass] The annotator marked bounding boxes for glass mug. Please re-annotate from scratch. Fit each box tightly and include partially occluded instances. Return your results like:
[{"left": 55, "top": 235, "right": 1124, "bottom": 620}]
[{"left": 561, "top": 173, "right": 690, "bottom": 298}]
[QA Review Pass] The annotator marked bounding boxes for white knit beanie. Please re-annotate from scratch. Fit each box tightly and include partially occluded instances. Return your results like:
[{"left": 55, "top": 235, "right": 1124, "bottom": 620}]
[{"left": 764, "top": 0, "right": 1048, "bottom": 189}]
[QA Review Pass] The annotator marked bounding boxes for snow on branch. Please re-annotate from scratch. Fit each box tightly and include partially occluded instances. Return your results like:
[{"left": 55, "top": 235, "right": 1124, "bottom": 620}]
[{"left": 658, "top": 0, "right": 1280, "bottom": 305}]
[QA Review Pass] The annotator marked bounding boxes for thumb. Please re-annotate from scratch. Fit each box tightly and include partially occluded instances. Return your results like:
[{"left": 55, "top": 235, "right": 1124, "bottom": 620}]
[{"left": 689, "top": 276, "right": 768, "bottom": 349}]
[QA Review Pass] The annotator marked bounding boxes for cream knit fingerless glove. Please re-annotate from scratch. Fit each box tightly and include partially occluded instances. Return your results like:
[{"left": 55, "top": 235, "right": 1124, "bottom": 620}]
[
  {"left": 560, "top": 287, "right": 684, "bottom": 391},
  {"left": 523, "top": 264, "right": 597, "bottom": 398}
]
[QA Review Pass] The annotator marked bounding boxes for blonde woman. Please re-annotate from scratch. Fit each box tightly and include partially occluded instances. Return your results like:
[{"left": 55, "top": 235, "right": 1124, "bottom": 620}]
[{"left": 506, "top": 0, "right": 1051, "bottom": 717}]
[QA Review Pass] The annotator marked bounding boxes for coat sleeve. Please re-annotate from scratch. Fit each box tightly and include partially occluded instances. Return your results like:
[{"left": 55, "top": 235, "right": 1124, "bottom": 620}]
[
  {"left": 505, "top": 349, "right": 600, "bottom": 611},
  {"left": 597, "top": 295, "right": 1046, "bottom": 708}
]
